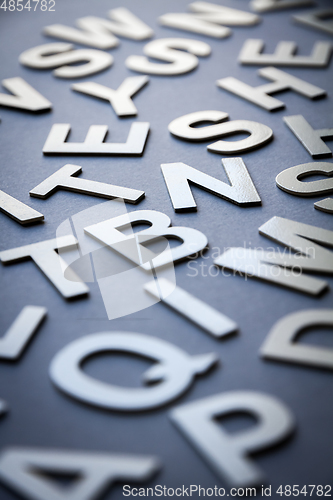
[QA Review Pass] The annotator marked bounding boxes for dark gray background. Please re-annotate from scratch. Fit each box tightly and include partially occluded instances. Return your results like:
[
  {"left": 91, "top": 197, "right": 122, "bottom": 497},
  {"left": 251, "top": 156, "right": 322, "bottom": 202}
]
[{"left": 0, "top": 0, "right": 332, "bottom": 498}]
